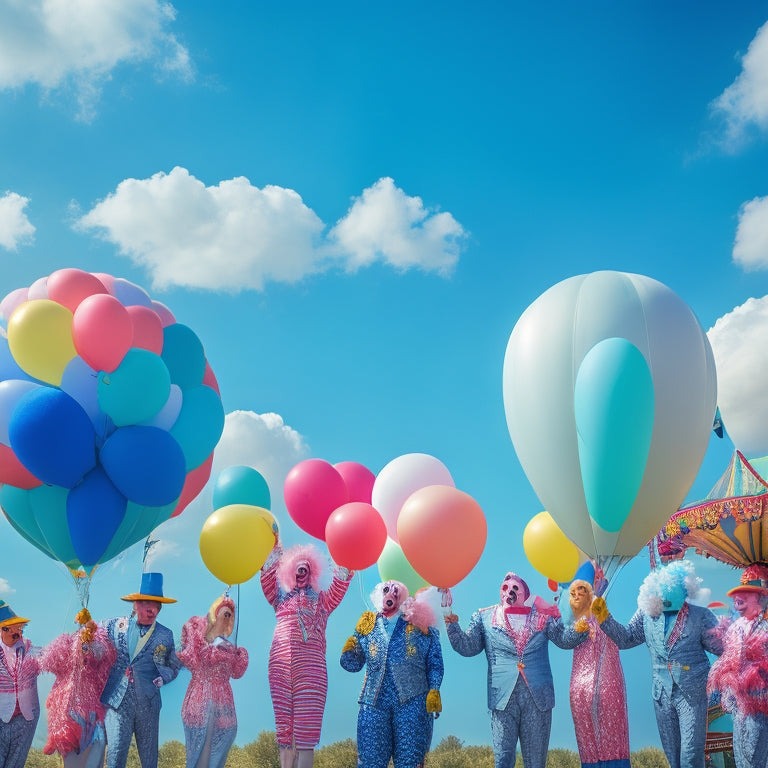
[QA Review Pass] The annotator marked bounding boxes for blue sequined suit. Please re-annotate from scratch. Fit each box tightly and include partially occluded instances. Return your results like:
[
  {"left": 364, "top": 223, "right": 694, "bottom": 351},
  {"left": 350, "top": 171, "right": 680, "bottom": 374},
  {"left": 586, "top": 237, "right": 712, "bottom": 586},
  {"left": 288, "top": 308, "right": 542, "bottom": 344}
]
[
  {"left": 600, "top": 603, "right": 723, "bottom": 768},
  {"left": 340, "top": 612, "right": 443, "bottom": 768},
  {"left": 101, "top": 616, "right": 181, "bottom": 768},
  {"left": 446, "top": 606, "right": 584, "bottom": 768}
]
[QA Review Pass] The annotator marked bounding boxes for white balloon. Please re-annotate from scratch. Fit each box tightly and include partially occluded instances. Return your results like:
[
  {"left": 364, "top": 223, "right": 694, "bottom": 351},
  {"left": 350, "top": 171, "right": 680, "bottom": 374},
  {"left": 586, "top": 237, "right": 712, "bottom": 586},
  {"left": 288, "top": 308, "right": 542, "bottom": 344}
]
[
  {"left": 371, "top": 453, "right": 455, "bottom": 542},
  {"left": 503, "top": 271, "right": 717, "bottom": 561}
]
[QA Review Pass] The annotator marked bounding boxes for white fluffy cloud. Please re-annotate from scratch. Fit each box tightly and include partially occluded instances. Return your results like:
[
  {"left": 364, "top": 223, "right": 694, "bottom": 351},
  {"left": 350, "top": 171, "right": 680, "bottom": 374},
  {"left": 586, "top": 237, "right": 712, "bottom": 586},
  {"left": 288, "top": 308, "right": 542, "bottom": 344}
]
[
  {"left": 0, "top": 192, "right": 35, "bottom": 251},
  {"left": 76, "top": 169, "right": 466, "bottom": 291},
  {"left": 144, "top": 410, "right": 310, "bottom": 567},
  {"left": 711, "top": 21, "right": 768, "bottom": 148},
  {"left": 0, "top": 577, "right": 15, "bottom": 595},
  {"left": 0, "top": 0, "right": 191, "bottom": 121},
  {"left": 328, "top": 177, "right": 465, "bottom": 274},
  {"left": 707, "top": 296, "right": 768, "bottom": 457},
  {"left": 733, "top": 195, "right": 768, "bottom": 270}
]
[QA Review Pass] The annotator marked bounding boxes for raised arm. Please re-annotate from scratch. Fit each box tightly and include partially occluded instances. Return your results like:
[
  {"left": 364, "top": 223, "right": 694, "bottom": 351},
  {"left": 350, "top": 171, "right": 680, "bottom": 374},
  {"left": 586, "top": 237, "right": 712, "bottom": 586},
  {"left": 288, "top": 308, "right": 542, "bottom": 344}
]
[{"left": 445, "top": 609, "right": 486, "bottom": 657}]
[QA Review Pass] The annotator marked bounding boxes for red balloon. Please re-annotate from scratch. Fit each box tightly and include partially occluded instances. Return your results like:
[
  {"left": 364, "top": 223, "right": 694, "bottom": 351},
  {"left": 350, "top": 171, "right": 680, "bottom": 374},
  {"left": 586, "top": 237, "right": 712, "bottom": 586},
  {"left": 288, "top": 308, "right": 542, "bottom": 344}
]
[
  {"left": 171, "top": 452, "right": 214, "bottom": 518},
  {"left": 127, "top": 306, "right": 163, "bottom": 354},
  {"left": 203, "top": 360, "right": 220, "bottom": 395},
  {"left": 47, "top": 268, "right": 108, "bottom": 312},
  {"left": 72, "top": 294, "right": 133, "bottom": 373},
  {"left": 283, "top": 459, "right": 349, "bottom": 540},
  {"left": 334, "top": 461, "right": 375, "bottom": 504},
  {"left": 547, "top": 578, "right": 559, "bottom": 592},
  {"left": 325, "top": 502, "right": 386, "bottom": 569},
  {"left": 0, "top": 443, "right": 43, "bottom": 489},
  {"left": 397, "top": 485, "right": 487, "bottom": 588}
]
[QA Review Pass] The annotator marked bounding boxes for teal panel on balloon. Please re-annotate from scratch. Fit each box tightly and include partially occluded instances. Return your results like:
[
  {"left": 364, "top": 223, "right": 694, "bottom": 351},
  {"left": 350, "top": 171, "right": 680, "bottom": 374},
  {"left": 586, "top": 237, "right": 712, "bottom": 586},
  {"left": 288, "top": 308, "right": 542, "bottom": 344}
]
[
  {"left": 0, "top": 485, "right": 58, "bottom": 561},
  {"left": 213, "top": 465, "right": 271, "bottom": 511},
  {"left": 574, "top": 337, "right": 654, "bottom": 533},
  {"left": 162, "top": 324, "right": 206, "bottom": 390},
  {"left": 28, "top": 483, "right": 81, "bottom": 567},
  {"left": 170, "top": 385, "right": 225, "bottom": 471}
]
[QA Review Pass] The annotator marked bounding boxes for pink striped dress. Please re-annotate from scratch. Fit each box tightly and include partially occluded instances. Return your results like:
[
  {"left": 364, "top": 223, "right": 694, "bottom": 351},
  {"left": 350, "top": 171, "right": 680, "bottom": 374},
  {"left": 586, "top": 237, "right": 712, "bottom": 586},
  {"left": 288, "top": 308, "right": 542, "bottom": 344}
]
[{"left": 260, "top": 565, "right": 351, "bottom": 749}]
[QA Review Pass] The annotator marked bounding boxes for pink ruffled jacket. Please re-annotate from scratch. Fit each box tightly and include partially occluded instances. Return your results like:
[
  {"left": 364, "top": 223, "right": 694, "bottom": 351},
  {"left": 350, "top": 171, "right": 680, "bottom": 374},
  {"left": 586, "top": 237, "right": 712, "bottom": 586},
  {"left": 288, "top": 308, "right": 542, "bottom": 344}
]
[
  {"left": 40, "top": 626, "right": 117, "bottom": 756},
  {"left": 177, "top": 616, "right": 249, "bottom": 730}
]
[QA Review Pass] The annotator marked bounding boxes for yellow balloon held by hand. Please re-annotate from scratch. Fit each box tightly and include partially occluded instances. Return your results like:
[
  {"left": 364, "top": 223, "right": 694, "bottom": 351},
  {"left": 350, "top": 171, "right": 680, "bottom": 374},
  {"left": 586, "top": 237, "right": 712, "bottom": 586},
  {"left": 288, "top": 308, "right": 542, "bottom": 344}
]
[
  {"left": 199, "top": 504, "right": 276, "bottom": 585},
  {"left": 523, "top": 511, "right": 580, "bottom": 583},
  {"left": 8, "top": 300, "right": 77, "bottom": 386}
]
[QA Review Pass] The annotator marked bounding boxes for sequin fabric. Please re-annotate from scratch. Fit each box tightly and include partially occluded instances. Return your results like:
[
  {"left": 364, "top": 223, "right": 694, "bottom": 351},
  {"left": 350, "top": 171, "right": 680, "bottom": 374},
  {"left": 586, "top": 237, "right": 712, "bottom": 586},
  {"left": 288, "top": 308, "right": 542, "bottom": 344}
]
[
  {"left": 569, "top": 615, "right": 630, "bottom": 768},
  {"left": 261, "top": 564, "right": 351, "bottom": 748},
  {"left": 41, "top": 626, "right": 117, "bottom": 758},
  {"left": 176, "top": 615, "right": 249, "bottom": 768}
]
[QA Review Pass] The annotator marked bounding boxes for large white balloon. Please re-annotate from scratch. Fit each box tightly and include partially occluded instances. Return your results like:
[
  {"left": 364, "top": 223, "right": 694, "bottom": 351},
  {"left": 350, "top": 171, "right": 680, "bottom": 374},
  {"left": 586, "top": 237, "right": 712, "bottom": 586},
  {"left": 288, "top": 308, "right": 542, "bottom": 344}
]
[{"left": 503, "top": 271, "right": 717, "bottom": 567}]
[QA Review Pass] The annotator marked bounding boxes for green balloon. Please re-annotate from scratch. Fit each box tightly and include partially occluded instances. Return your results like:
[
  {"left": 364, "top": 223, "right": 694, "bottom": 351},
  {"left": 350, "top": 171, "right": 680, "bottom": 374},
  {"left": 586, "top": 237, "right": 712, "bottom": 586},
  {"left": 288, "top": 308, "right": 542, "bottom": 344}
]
[{"left": 377, "top": 537, "right": 429, "bottom": 595}]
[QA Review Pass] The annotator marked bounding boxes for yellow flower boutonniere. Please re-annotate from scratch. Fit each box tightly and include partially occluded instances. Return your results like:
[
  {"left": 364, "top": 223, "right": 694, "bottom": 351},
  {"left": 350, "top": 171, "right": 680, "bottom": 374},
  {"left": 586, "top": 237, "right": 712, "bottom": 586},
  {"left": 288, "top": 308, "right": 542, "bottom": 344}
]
[{"left": 153, "top": 644, "right": 167, "bottom": 664}]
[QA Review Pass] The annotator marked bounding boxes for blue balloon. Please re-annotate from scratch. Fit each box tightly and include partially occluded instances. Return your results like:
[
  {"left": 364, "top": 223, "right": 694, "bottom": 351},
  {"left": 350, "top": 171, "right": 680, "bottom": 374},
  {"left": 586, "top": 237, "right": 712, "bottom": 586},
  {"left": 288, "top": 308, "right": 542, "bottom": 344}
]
[
  {"left": 67, "top": 466, "right": 127, "bottom": 567},
  {"left": 99, "top": 499, "right": 177, "bottom": 564},
  {"left": 100, "top": 426, "right": 186, "bottom": 507},
  {"left": 97, "top": 349, "right": 171, "bottom": 427},
  {"left": 213, "top": 465, "right": 271, "bottom": 510},
  {"left": 573, "top": 559, "right": 596, "bottom": 586},
  {"left": 574, "top": 337, "right": 654, "bottom": 533},
  {"left": 9, "top": 387, "right": 96, "bottom": 488},
  {"left": 170, "top": 385, "right": 224, "bottom": 470},
  {"left": 162, "top": 324, "right": 206, "bottom": 390},
  {"left": 112, "top": 277, "right": 153, "bottom": 308}
]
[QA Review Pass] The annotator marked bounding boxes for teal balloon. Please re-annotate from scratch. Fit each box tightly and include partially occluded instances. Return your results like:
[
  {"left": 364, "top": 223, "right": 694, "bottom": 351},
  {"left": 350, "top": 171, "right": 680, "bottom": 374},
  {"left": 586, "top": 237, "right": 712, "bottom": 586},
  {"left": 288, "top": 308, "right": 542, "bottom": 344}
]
[
  {"left": 0, "top": 485, "right": 58, "bottom": 561},
  {"left": 574, "top": 337, "right": 654, "bottom": 533},
  {"left": 98, "top": 349, "right": 171, "bottom": 427},
  {"left": 98, "top": 498, "right": 177, "bottom": 564},
  {"left": 377, "top": 537, "right": 430, "bottom": 595},
  {"left": 213, "top": 465, "right": 271, "bottom": 511},
  {"left": 28, "top": 484, "right": 80, "bottom": 567},
  {"left": 162, "top": 324, "right": 206, "bottom": 390},
  {"left": 170, "top": 385, "right": 225, "bottom": 471}
]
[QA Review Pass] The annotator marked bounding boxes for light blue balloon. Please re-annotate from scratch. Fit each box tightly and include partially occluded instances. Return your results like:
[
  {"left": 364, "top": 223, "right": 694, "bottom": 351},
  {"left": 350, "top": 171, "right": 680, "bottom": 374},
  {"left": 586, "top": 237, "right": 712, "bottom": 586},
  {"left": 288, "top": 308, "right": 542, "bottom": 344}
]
[
  {"left": 28, "top": 483, "right": 81, "bottom": 567},
  {"left": 170, "top": 385, "right": 225, "bottom": 471},
  {"left": 60, "top": 356, "right": 114, "bottom": 441},
  {"left": 162, "top": 324, "right": 206, "bottom": 390},
  {"left": 140, "top": 384, "right": 182, "bottom": 431},
  {"left": 112, "top": 277, "right": 153, "bottom": 308},
  {"left": 0, "top": 336, "right": 36, "bottom": 382},
  {"left": 213, "top": 465, "right": 271, "bottom": 511},
  {"left": 574, "top": 337, "right": 654, "bottom": 533},
  {"left": 99, "top": 498, "right": 178, "bottom": 564},
  {"left": 98, "top": 349, "right": 171, "bottom": 427},
  {"left": 0, "top": 485, "right": 57, "bottom": 561}
]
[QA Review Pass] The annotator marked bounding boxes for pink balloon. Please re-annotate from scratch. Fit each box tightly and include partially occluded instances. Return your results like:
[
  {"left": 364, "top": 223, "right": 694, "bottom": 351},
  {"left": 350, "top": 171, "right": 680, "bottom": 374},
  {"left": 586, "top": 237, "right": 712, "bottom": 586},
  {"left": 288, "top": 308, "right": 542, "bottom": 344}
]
[
  {"left": 334, "top": 461, "right": 376, "bottom": 504},
  {"left": 397, "top": 485, "right": 487, "bottom": 588},
  {"left": 28, "top": 276, "right": 48, "bottom": 300},
  {"left": 0, "top": 443, "right": 42, "bottom": 489},
  {"left": 203, "top": 360, "right": 220, "bottom": 395},
  {"left": 172, "top": 452, "right": 214, "bottom": 517},
  {"left": 151, "top": 300, "right": 176, "bottom": 327},
  {"left": 127, "top": 306, "right": 163, "bottom": 354},
  {"left": 326, "top": 502, "right": 386, "bottom": 570},
  {"left": 0, "top": 288, "right": 28, "bottom": 322},
  {"left": 372, "top": 453, "right": 455, "bottom": 543},
  {"left": 47, "top": 268, "right": 108, "bottom": 312},
  {"left": 283, "top": 458, "right": 349, "bottom": 540},
  {"left": 72, "top": 294, "right": 134, "bottom": 373},
  {"left": 92, "top": 272, "right": 116, "bottom": 295}
]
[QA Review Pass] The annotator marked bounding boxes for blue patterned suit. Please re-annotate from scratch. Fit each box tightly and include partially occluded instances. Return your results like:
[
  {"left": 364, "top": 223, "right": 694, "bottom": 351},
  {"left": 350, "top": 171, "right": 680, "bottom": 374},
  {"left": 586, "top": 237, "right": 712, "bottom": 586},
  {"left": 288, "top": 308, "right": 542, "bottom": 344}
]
[
  {"left": 446, "top": 605, "right": 584, "bottom": 768},
  {"left": 341, "top": 611, "right": 443, "bottom": 768},
  {"left": 101, "top": 615, "right": 181, "bottom": 768},
  {"left": 600, "top": 602, "right": 723, "bottom": 768}
]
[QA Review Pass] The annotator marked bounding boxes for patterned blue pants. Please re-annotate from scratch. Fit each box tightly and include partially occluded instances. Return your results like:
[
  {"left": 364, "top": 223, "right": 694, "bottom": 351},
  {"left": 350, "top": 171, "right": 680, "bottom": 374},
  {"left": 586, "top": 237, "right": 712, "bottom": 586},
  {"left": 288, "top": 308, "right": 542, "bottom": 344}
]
[
  {"left": 732, "top": 711, "right": 768, "bottom": 768},
  {"left": 0, "top": 711, "right": 38, "bottom": 768},
  {"left": 104, "top": 686, "right": 161, "bottom": 768},
  {"left": 652, "top": 685, "right": 707, "bottom": 768},
  {"left": 490, "top": 680, "right": 551, "bottom": 768}
]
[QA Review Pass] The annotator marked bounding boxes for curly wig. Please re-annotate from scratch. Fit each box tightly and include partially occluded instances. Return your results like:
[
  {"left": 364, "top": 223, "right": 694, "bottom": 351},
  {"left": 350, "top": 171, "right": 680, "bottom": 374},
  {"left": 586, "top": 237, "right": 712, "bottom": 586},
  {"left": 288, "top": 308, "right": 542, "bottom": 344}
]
[
  {"left": 638, "top": 559, "right": 703, "bottom": 617},
  {"left": 276, "top": 544, "right": 325, "bottom": 591}
]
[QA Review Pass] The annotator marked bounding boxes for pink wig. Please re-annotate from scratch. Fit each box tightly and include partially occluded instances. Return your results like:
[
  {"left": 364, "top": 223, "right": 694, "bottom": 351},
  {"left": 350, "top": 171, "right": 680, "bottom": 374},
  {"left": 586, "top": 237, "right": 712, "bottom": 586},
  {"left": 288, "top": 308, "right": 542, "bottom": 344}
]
[
  {"left": 400, "top": 592, "right": 437, "bottom": 633},
  {"left": 276, "top": 544, "right": 325, "bottom": 592}
]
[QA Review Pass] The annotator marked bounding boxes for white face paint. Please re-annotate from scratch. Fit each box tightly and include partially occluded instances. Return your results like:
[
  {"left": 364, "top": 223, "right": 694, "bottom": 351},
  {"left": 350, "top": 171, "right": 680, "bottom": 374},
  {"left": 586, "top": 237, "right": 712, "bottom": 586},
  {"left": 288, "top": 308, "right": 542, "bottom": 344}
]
[{"left": 381, "top": 581, "right": 405, "bottom": 617}]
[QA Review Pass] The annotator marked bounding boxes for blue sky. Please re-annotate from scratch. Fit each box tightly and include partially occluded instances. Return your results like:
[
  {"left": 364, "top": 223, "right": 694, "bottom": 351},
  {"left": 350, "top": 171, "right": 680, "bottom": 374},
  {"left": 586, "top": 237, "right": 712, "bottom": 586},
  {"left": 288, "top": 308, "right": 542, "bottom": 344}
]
[{"left": 2, "top": 0, "right": 768, "bottom": 754}]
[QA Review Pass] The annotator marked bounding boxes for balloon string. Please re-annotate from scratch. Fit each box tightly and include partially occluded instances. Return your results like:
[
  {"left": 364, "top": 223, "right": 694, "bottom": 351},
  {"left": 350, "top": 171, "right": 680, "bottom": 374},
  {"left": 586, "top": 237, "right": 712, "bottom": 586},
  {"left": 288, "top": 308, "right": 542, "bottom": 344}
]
[
  {"left": 233, "top": 583, "right": 240, "bottom": 647},
  {"left": 358, "top": 568, "right": 373, "bottom": 612}
]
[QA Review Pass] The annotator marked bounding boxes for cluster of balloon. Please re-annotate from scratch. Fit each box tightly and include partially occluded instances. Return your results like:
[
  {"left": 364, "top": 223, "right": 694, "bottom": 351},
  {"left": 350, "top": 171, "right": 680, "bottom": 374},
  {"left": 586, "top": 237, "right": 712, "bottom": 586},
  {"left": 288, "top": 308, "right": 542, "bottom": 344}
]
[
  {"left": 284, "top": 458, "right": 386, "bottom": 570},
  {"left": 523, "top": 510, "right": 585, "bottom": 584},
  {"left": 373, "top": 452, "right": 487, "bottom": 591},
  {"left": 199, "top": 465, "right": 277, "bottom": 586},
  {"left": 0, "top": 268, "right": 224, "bottom": 594},
  {"left": 503, "top": 271, "right": 717, "bottom": 591}
]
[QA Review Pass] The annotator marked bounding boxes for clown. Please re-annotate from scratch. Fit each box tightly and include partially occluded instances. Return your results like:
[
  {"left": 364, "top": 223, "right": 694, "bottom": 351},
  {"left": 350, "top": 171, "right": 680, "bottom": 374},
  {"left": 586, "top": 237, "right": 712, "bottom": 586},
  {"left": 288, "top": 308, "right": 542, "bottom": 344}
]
[
  {"left": 260, "top": 540, "right": 353, "bottom": 768},
  {"left": 592, "top": 559, "right": 722, "bottom": 768},
  {"left": 708, "top": 563, "right": 768, "bottom": 768},
  {"left": 0, "top": 599, "right": 41, "bottom": 768},
  {"left": 177, "top": 594, "right": 249, "bottom": 768},
  {"left": 41, "top": 608, "right": 118, "bottom": 768},
  {"left": 444, "top": 571, "right": 586, "bottom": 768},
  {"left": 340, "top": 580, "right": 444, "bottom": 768}
]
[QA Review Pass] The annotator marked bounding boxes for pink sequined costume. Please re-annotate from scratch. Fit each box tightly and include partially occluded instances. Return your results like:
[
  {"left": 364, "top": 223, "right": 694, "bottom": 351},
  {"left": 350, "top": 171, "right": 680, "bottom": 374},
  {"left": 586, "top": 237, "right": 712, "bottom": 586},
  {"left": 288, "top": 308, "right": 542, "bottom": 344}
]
[
  {"left": 570, "top": 613, "right": 630, "bottom": 768},
  {"left": 177, "top": 600, "right": 249, "bottom": 768},
  {"left": 41, "top": 615, "right": 117, "bottom": 768},
  {"left": 260, "top": 544, "right": 352, "bottom": 753}
]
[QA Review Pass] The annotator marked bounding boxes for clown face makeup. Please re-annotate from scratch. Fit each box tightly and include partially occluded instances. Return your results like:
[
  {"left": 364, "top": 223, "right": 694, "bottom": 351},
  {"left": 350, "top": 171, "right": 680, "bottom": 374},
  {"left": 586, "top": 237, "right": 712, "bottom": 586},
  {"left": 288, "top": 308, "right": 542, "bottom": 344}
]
[
  {"left": 1, "top": 623, "right": 25, "bottom": 646},
  {"left": 213, "top": 604, "right": 235, "bottom": 638},
  {"left": 134, "top": 600, "right": 161, "bottom": 626},
  {"left": 499, "top": 572, "right": 530, "bottom": 609},
  {"left": 295, "top": 560, "right": 311, "bottom": 589},
  {"left": 569, "top": 580, "right": 592, "bottom": 617},
  {"left": 733, "top": 591, "right": 765, "bottom": 621},
  {"left": 381, "top": 581, "right": 405, "bottom": 617}
]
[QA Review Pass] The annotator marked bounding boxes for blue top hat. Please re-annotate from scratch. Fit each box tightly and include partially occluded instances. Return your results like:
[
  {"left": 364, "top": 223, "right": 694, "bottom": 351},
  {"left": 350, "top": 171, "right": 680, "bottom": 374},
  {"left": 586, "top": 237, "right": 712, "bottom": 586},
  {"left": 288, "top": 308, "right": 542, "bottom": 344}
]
[
  {"left": 0, "top": 599, "right": 30, "bottom": 628},
  {"left": 121, "top": 572, "right": 177, "bottom": 604}
]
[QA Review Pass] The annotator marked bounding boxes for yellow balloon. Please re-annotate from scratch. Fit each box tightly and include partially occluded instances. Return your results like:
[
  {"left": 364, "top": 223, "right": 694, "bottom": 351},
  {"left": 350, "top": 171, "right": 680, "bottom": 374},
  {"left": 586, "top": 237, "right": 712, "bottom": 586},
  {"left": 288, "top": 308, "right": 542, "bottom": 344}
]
[
  {"left": 7, "top": 299, "right": 76, "bottom": 386},
  {"left": 523, "top": 511, "right": 580, "bottom": 583},
  {"left": 199, "top": 504, "right": 276, "bottom": 585}
]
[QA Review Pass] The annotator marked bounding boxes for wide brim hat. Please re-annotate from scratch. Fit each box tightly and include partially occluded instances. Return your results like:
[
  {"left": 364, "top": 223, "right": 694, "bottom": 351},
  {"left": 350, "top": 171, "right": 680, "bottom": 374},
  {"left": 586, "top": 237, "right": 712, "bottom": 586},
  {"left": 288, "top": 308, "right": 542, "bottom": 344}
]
[
  {"left": 121, "top": 572, "right": 177, "bottom": 604},
  {"left": 0, "top": 600, "right": 30, "bottom": 628},
  {"left": 727, "top": 564, "right": 768, "bottom": 597}
]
